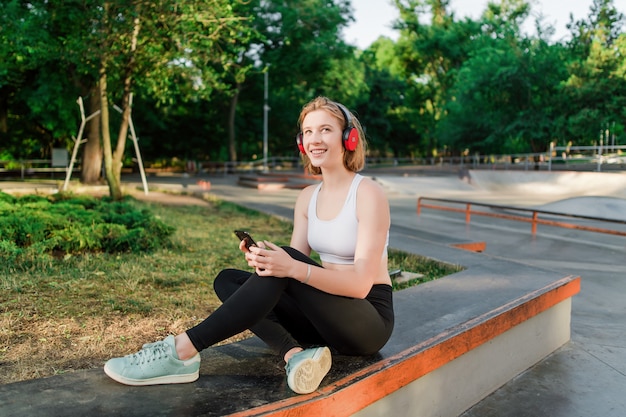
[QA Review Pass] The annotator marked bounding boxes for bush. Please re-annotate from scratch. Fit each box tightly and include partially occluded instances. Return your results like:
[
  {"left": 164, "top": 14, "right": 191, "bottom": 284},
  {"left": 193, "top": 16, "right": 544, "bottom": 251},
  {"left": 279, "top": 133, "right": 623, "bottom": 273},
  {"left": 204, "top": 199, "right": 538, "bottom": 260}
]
[
  {"left": 0, "top": 240, "right": 22, "bottom": 263},
  {"left": 0, "top": 193, "right": 17, "bottom": 205},
  {"left": 0, "top": 193, "right": 175, "bottom": 262}
]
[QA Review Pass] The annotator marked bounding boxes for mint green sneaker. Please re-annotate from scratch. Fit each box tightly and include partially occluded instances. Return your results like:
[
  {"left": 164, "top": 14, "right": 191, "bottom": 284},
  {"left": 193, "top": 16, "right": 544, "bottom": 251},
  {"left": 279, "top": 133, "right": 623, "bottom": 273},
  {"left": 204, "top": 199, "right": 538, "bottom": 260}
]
[
  {"left": 104, "top": 335, "right": 200, "bottom": 386},
  {"left": 285, "top": 346, "right": 332, "bottom": 394}
]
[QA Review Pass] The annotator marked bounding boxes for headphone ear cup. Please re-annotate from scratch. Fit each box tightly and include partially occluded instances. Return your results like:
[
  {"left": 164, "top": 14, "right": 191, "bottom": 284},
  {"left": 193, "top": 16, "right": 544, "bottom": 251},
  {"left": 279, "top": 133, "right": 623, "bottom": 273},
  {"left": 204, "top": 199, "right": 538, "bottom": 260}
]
[
  {"left": 343, "top": 127, "right": 359, "bottom": 151},
  {"left": 296, "top": 133, "right": 305, "bottom": 154}
]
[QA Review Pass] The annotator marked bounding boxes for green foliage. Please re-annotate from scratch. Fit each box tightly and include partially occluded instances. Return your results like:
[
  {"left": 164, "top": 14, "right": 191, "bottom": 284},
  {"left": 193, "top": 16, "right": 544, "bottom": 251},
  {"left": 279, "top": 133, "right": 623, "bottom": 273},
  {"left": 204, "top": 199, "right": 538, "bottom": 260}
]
[
  {"left": 0, "top": 192, "right": 17, "bottom": 204},
  {"left": 440, "top": 38, "right": 569, "bottom": 153},
  {"left": 560, "top": 0, "right": 626, "bottom": 145},
  {"left": 0, "top": 1, "right": 87, "bottom": 156},
  {"left": 0, "top": 192, "right": 175, "bottom": 267},
  {"left": 237, "top": 0, "right": 358, "bottom": 160},
  {"left": 355, "top": 38, "right": 421, "bottom": 157},
  {"left": 1, "top": 0, "right": 625, "bottom": 164},
  {"left": 393, "top": 0, "right": 485, "bottom": 153},
  {"left": 0, "top": 240, "right": 23, "bottom": 265}
]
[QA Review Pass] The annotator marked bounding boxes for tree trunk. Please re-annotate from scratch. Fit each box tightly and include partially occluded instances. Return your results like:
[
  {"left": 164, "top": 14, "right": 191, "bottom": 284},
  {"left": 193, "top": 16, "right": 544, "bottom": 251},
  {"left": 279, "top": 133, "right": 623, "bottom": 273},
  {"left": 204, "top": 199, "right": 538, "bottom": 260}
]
[
  {"left": 99, "top": 1, "right": 122, "bottom": 200},
  {"left": 228, "top": 85, "right": 241, "bottom": 162},
  {"left": 111, "top": 15, "right": 141, "bottom": 198},
  {"left": 0, "top": 89, "right": 8, "bottom": 134},
  {"left": 100, "top": 63, "right": 122, "bottom": 200},
  {"left": 100, "top": 8, "right": 140, "bottom": 201},
  {"left": 81, "top": 88, "right": 103, "bottom": 184}
]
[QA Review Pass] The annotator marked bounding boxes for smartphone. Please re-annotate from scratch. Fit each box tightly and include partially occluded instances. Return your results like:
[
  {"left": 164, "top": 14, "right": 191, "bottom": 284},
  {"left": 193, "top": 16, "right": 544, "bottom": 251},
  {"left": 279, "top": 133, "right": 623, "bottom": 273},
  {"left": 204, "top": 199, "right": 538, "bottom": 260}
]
[{"left": 234, "top": 230, "right": 257, "bottom": 249}]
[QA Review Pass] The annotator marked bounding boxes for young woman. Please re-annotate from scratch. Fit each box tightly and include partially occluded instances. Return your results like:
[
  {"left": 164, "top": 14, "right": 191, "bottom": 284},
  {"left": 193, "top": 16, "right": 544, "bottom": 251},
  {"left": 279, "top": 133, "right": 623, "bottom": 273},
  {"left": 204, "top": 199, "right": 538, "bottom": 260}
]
[{"left": 104, "top": 96, "right": 394, "bottom": 394}]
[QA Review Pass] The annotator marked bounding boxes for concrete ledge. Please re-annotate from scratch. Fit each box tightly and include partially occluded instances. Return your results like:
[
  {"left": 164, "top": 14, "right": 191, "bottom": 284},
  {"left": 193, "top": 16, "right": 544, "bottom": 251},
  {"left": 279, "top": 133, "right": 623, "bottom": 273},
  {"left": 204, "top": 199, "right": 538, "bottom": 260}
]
[
  {"left": 230, "top": 275, "right": 579, "bottom": 417},
  {"left": 354, "top": 288, "right": 576, "bottom": 417},
  {"left": 237, "top": 173, "right": 320, "bottom": 190}
]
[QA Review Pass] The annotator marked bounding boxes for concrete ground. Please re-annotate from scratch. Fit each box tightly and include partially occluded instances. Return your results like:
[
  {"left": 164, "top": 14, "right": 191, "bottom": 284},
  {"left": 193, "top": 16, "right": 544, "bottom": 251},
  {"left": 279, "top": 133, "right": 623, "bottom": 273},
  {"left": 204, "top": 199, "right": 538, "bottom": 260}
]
[
  {"left": 1, "top": 168, "right": 626, "bottom": 416},
  {"left": 374, "top": 169, "right": 626, "bottom": 417}
]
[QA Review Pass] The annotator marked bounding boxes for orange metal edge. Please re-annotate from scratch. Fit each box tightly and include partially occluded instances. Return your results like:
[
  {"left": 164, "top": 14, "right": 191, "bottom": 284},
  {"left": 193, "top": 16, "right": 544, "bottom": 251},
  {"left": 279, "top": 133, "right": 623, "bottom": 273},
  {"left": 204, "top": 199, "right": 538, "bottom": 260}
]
[
  {"left": 450, "top": 241, "right": 487, "bottom": 252},
  {"left": 417, "top": 199, "right": 626, "bottom": 237},
  {"left": 229, "top": 276, "right": 581, "bottom": 417}
]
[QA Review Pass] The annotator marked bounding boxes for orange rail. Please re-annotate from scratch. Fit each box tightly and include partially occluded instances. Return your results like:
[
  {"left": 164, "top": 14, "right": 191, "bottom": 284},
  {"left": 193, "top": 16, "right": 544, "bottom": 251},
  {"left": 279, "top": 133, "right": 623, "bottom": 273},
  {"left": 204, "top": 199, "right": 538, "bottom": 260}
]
[{"left": 417, "top": 197, "right": 626, "bottom": 237}]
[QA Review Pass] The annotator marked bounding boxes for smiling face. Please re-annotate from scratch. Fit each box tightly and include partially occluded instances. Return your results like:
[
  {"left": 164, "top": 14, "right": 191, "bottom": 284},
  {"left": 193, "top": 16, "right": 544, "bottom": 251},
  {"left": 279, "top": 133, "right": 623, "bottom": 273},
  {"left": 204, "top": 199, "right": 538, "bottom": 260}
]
[
  {"left": 300, "top": 109, "right": 345, "bottom": 171},
  {"left": 297, "top": 97, "right": 366, "bottom": 175}
]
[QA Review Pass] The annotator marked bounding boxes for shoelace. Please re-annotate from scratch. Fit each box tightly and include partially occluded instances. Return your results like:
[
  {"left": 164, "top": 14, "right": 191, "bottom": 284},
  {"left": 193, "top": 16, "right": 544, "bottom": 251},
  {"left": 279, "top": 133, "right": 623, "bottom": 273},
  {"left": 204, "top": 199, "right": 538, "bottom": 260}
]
[{"left": 128, "top": 341, "right": 170, "bottom": 365}]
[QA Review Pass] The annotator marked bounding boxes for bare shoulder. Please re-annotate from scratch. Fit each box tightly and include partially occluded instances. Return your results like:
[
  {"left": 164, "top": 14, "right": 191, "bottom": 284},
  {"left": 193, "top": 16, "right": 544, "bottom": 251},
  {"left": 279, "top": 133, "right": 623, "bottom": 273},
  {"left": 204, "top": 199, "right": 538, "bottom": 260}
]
[
  {"left": 294, "top": 183, "right": 318, "bottom": 209},
  {"left": 356, "top": 176, "right": 389, "bottom": 223},
  {"left": 357, "top": 176, "right": 387, "bottom": 199},
  {"left": 297, "top": 183, "right": 317, "bottom": 200}
]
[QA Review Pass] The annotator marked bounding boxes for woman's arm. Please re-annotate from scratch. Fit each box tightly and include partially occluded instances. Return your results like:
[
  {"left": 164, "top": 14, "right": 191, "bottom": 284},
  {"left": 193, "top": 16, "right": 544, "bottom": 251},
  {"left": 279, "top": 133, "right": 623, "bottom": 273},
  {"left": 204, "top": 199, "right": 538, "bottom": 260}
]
[{"left": 289, "top": 185, "right": 314, "bottom": 255}]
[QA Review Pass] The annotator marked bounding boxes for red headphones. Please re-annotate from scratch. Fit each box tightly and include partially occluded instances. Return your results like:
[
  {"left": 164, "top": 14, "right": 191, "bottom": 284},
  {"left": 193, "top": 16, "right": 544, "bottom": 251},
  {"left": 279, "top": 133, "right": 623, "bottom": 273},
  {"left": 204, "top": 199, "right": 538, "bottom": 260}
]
[{"left": 296, "top": 103, "right": 359, "bottom": 154}]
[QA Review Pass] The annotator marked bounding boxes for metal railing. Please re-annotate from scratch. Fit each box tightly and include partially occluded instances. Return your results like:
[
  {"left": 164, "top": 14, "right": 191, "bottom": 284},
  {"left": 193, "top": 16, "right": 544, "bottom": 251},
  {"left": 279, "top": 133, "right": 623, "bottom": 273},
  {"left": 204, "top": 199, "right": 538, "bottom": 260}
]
[
  {"left": 417, "top": 197, "right": 626, "bottom": 238},
  {"left": 548, "top": 144, "right": 626, "bottom": 172},
  {"left": 0, "top": 159, "right": 80, "bottom": 179}
]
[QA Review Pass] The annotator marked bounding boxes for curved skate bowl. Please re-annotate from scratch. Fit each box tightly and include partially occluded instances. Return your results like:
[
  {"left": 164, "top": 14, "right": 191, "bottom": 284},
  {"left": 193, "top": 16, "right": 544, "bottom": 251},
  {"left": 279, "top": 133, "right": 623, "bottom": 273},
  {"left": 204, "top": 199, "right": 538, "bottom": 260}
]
[{"left": 468, "top": 170, "right": 626, "bottom": 198}]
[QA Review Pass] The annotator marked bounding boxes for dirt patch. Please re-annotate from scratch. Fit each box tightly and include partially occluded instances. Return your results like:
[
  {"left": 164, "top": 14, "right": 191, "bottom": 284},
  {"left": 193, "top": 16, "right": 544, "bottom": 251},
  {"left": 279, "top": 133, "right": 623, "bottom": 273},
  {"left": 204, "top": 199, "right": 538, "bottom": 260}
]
[{"left": 0, "top": 313, "right": 251, "bottom": 385}]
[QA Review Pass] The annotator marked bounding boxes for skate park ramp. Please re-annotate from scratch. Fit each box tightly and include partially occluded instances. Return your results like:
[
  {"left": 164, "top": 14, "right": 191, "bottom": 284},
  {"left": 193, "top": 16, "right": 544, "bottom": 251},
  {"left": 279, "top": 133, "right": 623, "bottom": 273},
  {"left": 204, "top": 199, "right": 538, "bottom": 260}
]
[
  {"left": 469, "top": 170, "right": 626, "bottom": 198},
  {"left": 537, "top": 196, "right": 626, "bottom": 222},
  {"left": 374, "top": 169, "right": 626, "bottom": 218},
  {"left": 465, "top": 170, "right": 626, "bottom": 221}
]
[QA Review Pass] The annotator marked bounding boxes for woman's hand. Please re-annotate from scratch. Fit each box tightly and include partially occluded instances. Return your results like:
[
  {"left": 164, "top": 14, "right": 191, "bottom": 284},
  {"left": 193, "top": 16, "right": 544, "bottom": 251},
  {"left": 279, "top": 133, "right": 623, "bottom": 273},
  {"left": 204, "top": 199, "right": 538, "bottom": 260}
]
[
  {"left": 239, "top": 239, "right": 254, "bottom": 252},
  {"left": 245, "top": 241, "right": 294, "bottom": 277}
]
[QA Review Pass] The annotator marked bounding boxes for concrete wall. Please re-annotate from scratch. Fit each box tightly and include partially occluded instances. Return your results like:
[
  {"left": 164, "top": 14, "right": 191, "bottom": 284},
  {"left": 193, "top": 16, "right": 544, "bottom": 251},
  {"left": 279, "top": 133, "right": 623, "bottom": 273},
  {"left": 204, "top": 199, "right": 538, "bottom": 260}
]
[{"left": 355, "top": 299, "right": 572, "bottom": 417}]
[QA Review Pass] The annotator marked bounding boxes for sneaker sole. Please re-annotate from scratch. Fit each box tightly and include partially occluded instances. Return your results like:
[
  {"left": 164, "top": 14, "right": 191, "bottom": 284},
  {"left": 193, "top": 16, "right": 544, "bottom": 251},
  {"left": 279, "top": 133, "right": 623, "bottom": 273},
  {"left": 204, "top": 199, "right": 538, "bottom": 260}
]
[
  {"left": 287, "top": 347, "right": 332, "bottom": 394},
  {"left": 104, "top": 362, "right": 199, "bottom": 386}
]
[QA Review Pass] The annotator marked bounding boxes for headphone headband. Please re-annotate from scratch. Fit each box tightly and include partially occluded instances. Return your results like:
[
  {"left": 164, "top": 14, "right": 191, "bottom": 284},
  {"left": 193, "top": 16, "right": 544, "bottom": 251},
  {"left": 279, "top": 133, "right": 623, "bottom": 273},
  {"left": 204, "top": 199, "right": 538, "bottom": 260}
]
[{"left": 336, "top": 103, "right": 353, "bottom": 130}]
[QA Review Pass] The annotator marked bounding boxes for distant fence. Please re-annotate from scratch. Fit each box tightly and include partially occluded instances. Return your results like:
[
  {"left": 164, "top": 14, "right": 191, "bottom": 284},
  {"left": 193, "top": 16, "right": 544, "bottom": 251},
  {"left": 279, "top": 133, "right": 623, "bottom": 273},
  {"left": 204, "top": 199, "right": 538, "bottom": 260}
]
[
  {"left": 193, "top": 144, "right": 626, "bottom": 175},
  {"left": 374, "top": 144, "right": 626, "bottom": 173},
  {"left": 0, "top": 158, "right": 79, "bottom": 179},
  {"left": 2, "top": 144, "right": 624, "bottom": 179}
]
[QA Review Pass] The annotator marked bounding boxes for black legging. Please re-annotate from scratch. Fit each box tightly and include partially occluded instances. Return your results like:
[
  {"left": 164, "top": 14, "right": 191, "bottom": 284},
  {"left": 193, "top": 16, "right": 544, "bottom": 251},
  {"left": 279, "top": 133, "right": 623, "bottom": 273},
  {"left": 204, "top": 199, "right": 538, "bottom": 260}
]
[{"left": 186, "top": 247, "right": 394, "bottom": 359}]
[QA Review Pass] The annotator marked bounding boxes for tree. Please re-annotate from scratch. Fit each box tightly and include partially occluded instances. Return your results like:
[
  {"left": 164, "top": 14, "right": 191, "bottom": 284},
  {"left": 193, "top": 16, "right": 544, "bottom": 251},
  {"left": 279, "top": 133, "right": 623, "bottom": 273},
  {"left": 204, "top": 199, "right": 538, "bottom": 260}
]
[
  {"left": 77, "top": 0, "right": 359, "bottom": 166},
  {"left": 89, "top": 1, "right": 254, "bottom": 199},
  {"left": 1, "top": 1, "right": 253, "bottom": 192},
  {"left": 393, "top": 0, "right": 482, "bottom": 154},
  {"left": 562, "top": 0, "right": 626, "bottom": 145},
  {"left": 0, "top": 1, "right": 79, "bottom": 160},
  {"left": 441, "top": 38, "right": 568, "bottom": 154},
  {"left": 355, "top": 37, "right": 423, "bottom": 157},
  {"left": 233, "top": 0, "right": 357, "bottom": 160}
]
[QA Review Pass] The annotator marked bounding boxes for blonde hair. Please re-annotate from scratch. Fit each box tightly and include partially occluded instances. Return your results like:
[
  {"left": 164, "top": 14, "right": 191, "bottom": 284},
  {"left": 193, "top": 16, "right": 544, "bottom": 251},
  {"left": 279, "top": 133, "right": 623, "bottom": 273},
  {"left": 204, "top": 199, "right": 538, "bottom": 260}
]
[{"left": 297, "top": 96, "right": 367, "bottom": 175}]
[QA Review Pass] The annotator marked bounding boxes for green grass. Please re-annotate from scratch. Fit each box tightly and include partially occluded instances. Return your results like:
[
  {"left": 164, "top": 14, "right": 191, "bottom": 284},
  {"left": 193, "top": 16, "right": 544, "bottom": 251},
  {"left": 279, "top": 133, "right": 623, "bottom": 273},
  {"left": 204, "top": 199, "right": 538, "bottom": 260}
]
[
  {"left": 389, "top": 248, "right": 463, "bottom": 290},
  {"left": 0, "top": 192, "right": 461, "bottom": 384}
]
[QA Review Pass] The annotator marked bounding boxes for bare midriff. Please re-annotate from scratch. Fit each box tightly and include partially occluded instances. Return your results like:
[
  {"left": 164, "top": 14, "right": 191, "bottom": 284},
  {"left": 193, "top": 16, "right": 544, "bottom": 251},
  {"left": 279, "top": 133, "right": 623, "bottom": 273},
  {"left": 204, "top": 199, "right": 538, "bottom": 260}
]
[{"left": 322, "top": 259, "right": 392, "bottom": 286}]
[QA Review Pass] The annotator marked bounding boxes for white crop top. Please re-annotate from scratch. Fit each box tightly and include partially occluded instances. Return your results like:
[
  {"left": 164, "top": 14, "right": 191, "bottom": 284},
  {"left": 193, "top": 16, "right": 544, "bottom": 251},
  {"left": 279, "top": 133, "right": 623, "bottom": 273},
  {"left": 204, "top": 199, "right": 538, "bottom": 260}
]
[{"left": 307, "top": 174, "right": 388, "bottom": 265}]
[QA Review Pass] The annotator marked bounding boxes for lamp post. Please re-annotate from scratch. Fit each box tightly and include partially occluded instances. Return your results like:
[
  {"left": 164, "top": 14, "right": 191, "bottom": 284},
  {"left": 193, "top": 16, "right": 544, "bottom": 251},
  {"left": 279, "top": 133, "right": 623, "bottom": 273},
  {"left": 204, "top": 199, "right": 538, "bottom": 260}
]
[{"left": 263, "top": 66, "right": 270, "bottom": 172}]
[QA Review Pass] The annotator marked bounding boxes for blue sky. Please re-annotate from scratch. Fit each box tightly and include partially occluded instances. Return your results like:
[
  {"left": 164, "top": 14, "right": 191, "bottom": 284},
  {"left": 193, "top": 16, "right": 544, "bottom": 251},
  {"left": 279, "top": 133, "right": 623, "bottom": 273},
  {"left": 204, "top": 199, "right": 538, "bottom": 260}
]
[{"left": 342, "top": 0, "right": 620, "bottom": 49}]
